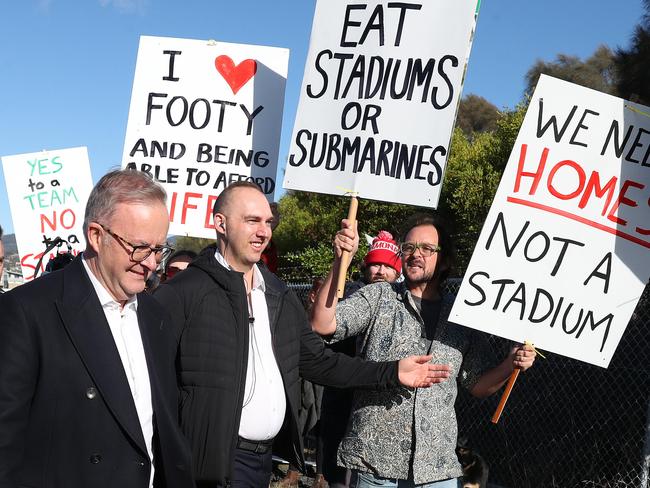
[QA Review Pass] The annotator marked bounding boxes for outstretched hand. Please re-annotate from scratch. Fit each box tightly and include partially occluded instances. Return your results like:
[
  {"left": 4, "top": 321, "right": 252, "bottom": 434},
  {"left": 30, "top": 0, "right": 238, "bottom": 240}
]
[{"left": 398, "top": 355, "right": 451, "bottom": 388}]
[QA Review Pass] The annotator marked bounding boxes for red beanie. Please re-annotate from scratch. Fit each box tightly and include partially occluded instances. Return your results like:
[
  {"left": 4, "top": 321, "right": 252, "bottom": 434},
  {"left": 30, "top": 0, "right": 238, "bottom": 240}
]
[{"left": 364, "top": 231, "right": 400, "bottom": 272}]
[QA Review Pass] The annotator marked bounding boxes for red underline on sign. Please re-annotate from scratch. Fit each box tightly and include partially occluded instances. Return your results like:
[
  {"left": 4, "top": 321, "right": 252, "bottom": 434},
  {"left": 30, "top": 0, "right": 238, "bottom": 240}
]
[{"left": 506, "top": 196, "right": 650, "bottom": 250}]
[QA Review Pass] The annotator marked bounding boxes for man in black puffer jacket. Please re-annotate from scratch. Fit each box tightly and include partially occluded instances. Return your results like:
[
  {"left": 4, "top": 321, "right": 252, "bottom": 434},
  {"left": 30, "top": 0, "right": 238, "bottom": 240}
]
[{"left": 154, "top": 182, "right": 451, "bottom": 488}]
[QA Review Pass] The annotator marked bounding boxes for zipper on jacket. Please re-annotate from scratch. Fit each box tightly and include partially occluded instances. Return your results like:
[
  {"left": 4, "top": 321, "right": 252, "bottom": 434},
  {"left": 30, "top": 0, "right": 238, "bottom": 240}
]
[{"left": 226, "top": 288, "right": 251, "bottom": 483}]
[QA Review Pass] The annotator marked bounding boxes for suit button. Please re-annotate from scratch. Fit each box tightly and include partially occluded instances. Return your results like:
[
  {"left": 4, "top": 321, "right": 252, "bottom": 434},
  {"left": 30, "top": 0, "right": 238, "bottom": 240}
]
[
  {"left": 89, "top": 454, "right": 102, "bottom": 464},
  {"left": 86, "top": 387, "right": 97, "bottom": 399}
]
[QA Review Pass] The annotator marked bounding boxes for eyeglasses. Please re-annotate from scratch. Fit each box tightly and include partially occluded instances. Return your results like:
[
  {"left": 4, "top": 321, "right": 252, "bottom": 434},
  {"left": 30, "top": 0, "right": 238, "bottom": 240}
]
[
  {"left": 399, "top": 242, "right": 442, "bottom": 257},
  {"left": 98, "top": 223, "right": 173, "bottom": 263}
]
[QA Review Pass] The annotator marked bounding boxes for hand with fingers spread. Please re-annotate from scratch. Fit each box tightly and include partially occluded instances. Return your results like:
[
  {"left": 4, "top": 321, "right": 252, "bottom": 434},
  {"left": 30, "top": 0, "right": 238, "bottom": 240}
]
[{"left": 398, "top": 355, "right": 451, "bottom": 388}]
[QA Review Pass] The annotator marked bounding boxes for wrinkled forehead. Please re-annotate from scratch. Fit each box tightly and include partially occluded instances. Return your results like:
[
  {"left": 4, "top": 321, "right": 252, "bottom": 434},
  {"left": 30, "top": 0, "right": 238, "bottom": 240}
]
[{"left": 404, "top": 224, "right": 439, "bottom": 244}]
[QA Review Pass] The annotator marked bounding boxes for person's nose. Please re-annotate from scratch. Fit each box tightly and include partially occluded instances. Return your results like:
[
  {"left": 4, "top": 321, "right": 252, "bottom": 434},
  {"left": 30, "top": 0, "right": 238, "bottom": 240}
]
[
  {"left": 141, "top": 251, "right": 158, "bottom": 272},
  {"left": 257, "top": 222, "right": 270, "bottom": 238}
]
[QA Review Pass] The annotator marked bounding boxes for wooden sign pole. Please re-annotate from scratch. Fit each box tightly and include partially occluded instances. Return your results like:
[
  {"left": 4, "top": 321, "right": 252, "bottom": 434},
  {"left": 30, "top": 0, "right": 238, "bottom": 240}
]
[
  {"left": 491, "top": 368, "right": 520, "bottom": 424},
  {"left": 491, "top": 341, "right": 540, "bottom": 423},
  {"left": 336, "top": 196, "right": 358, "bottom": 298}
]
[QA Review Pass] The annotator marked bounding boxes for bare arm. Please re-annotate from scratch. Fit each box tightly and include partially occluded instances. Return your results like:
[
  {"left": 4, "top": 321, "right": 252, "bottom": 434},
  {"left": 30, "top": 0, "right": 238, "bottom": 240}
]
[
  {"left": 310, "top": 218, "right": 358, "bottom": 336},
  {"left": 470, "top": 343, "right": 536, "bottom": 398}
]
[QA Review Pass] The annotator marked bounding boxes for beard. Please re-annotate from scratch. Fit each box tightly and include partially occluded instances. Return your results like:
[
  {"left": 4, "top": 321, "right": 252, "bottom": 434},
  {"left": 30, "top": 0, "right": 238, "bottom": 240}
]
[
  {"left": 371, "top": 275, "right": 387, "bottom": 283},
  {"left": 403, "top": 257, "right": 436, "bottom": 286}
]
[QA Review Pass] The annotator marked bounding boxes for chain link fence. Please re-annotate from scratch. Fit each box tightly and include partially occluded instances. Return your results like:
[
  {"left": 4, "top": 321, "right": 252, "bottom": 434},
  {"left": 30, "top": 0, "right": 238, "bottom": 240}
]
[{"left": 285, "top": 276, "right": 650, "bottom": 488}]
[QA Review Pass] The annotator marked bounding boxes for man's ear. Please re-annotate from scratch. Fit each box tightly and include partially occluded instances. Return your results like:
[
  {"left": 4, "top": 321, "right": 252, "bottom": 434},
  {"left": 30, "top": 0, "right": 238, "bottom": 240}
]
[
  {"left": 86, "top": 222, "right": 103, "bottom": 253},
  {"left": 213, "top": 213, "right": 226, "bottom": 234}
]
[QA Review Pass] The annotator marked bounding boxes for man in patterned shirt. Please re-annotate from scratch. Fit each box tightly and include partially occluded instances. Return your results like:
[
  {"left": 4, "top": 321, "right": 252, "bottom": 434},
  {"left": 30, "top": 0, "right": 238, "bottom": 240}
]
[{"left": 311, "top": 212, "right": 536, "bottom": 488}]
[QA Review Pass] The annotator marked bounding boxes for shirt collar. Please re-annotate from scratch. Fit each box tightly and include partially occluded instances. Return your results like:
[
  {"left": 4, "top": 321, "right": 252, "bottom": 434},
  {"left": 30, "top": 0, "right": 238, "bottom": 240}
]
[
  {"left": 81, "top": 253, "right": 138, "bottom": 311},
  {"left": 214, "top": 249, "right": 266, "bottom": 293}
]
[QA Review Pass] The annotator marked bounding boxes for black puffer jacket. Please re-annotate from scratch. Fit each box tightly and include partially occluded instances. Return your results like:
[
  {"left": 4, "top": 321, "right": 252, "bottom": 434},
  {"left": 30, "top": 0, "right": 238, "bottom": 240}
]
[{"left": 154, "top": 250, "right": 400, "bottom": 486}]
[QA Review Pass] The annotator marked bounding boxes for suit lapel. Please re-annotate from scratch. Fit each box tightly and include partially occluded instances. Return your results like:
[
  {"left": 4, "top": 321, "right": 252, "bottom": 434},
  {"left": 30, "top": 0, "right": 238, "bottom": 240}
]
[
  {"left": 136, "top": 294, "right": 166, "bottom": 418},
  {"left": 55, "top": 257, "right": 148, "bottom": 455}
]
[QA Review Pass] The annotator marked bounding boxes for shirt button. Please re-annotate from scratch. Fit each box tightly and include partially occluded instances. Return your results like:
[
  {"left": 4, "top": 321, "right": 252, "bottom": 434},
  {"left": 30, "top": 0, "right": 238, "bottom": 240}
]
[
  {"left": 89, "top": 454, "right": 102, "bottom": 464},
  {"left": 86, "top": 387, "right": 97, "bottom": 399}
]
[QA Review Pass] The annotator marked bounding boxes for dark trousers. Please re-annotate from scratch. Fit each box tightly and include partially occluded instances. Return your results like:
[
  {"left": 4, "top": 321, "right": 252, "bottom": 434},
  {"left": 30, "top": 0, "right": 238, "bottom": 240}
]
[
  {"left": 231, "top": 446, "right": 273, "bottom": 488},
  {"left": 319, "top": 387, "right": 353, "bottom": 486}
]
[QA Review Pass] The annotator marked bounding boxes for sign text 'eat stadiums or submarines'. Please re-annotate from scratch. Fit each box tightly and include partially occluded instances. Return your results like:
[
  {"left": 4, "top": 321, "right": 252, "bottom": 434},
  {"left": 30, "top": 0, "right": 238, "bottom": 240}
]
[
  {"left": 283, "top": 0, "right": 480, "bottom": 207},
  {"left": 450, "top": 75, "right": 650, "bottom": 368},
  {"left": 122, "top": 35, "right": 289, "bottom": 238}
]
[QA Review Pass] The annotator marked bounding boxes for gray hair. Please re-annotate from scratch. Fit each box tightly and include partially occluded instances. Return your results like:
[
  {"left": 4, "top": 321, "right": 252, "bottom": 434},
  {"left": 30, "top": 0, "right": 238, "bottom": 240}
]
[{"left": 83, "top": 169, "right": 167, "bottom": 236}]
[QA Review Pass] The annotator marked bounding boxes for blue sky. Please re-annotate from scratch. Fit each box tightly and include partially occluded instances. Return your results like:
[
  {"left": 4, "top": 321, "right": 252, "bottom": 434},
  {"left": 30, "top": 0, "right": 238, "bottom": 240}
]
[{"left": 0, "top": 0, "right": 645, "bottom": 235}]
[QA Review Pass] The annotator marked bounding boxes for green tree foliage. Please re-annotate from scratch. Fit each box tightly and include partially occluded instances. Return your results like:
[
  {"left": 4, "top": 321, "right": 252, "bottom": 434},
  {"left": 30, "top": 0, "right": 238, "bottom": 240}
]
[
  {"left": 615, "top": 0, "right": 650, "bottom": 105},
  {"left": 173, "top": 236, "right": 214, "bottom": 254},
  {"left": 282, "top": 239, "right": 371, "bottom": 281},
  {"left": 440, "top": 104, "right": 527, "bottom": 271},
  {"left": 455, "top": 94, "right": 499, "bottom": 136},
  {"left": 524, "top": 45, "right": 618, "bottom": 98},
  {"left": 274, "top": 192, "right": 413, "bottom": 278}
]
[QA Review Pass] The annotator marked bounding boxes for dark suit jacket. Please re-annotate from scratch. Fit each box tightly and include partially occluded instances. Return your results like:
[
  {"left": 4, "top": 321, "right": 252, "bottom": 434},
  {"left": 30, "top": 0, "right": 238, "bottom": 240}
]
[{"left": 0, "top": 256, "right": 193, "bottom": 488}]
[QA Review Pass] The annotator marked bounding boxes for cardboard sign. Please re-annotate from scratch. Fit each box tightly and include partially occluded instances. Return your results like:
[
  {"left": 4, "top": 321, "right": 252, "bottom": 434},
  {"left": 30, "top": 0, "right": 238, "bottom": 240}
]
[
  {"left": 450, "top": 75, "right": 650, "bottom": 368},
  {"left": 1, "top": 147, "right": 93, "bottom": 280},
  {"left": 122, "top": 36, "right": 289, "bottom": 238},
  {"left": 283, "top": 0, "right": 480, "bottom": 207}
]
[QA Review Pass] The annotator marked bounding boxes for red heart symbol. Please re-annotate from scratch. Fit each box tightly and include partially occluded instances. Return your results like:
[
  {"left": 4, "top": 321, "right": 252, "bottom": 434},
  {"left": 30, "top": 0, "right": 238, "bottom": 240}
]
[{"left": 214, "top": 55, "right": 257, "bottom": 95}]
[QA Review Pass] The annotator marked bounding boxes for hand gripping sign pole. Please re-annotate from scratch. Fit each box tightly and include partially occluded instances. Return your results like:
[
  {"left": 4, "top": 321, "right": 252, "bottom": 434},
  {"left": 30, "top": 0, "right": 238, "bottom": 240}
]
[
  {"left": 491, "top": 341, "right": 544, "bottom": 423},
  {"left": 336, "top": 195, "right": 359, "bottom": 299}
]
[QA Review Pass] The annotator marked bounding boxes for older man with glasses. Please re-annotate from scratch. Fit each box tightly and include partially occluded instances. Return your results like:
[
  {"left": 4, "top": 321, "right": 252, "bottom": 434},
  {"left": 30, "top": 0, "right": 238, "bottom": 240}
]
[
  {"left": 311, "top": 212, "right": 536, "bottom": 488},
  {"left": 0, "top": 169, "right": 193, "bottom": 488}
]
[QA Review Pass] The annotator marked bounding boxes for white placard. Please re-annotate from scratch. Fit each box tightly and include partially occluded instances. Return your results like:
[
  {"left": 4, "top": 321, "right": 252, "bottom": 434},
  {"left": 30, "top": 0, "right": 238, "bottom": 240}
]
[
  {"left": 283, "top": 0, "right": 480, "bottom": 207},
  {"left": 122, "top": 36, "right": 289, "bottom": 238},
  {"left": 1, "top": 147, "right": 93, "bottom": 280},
  {"left": 450, "top": 75, "right": 650, "bottom": 368}
]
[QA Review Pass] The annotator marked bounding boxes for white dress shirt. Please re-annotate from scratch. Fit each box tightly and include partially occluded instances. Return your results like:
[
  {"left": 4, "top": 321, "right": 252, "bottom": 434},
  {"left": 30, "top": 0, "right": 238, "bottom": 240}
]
[
  {"left": 214, "top": 251, "right": 286, "bottom": 441},
  {"left": 82, "top": 256, "right": 154, "bottom": 487}
]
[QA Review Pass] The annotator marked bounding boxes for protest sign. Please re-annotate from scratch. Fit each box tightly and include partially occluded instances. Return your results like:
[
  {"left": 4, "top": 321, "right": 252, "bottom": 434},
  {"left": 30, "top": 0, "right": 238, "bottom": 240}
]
[
  {"left": 1, "top": 147, "right": 93, "bottom": 280},
  {"left": 122, "top": 36, "right": 289, "bottom": 238},
  {"left": 283, "top": 0, "right": 480, "bottom": 207},
  {"left": 450, "top": 75, "right": 650, "bottom": 368}
]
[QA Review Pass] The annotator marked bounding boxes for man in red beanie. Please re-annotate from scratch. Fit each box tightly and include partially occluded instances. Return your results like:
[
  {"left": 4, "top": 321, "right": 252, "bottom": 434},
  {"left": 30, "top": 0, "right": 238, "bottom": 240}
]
[{"left": 362, "top": 230, "right": 401, "bottom": 285}]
